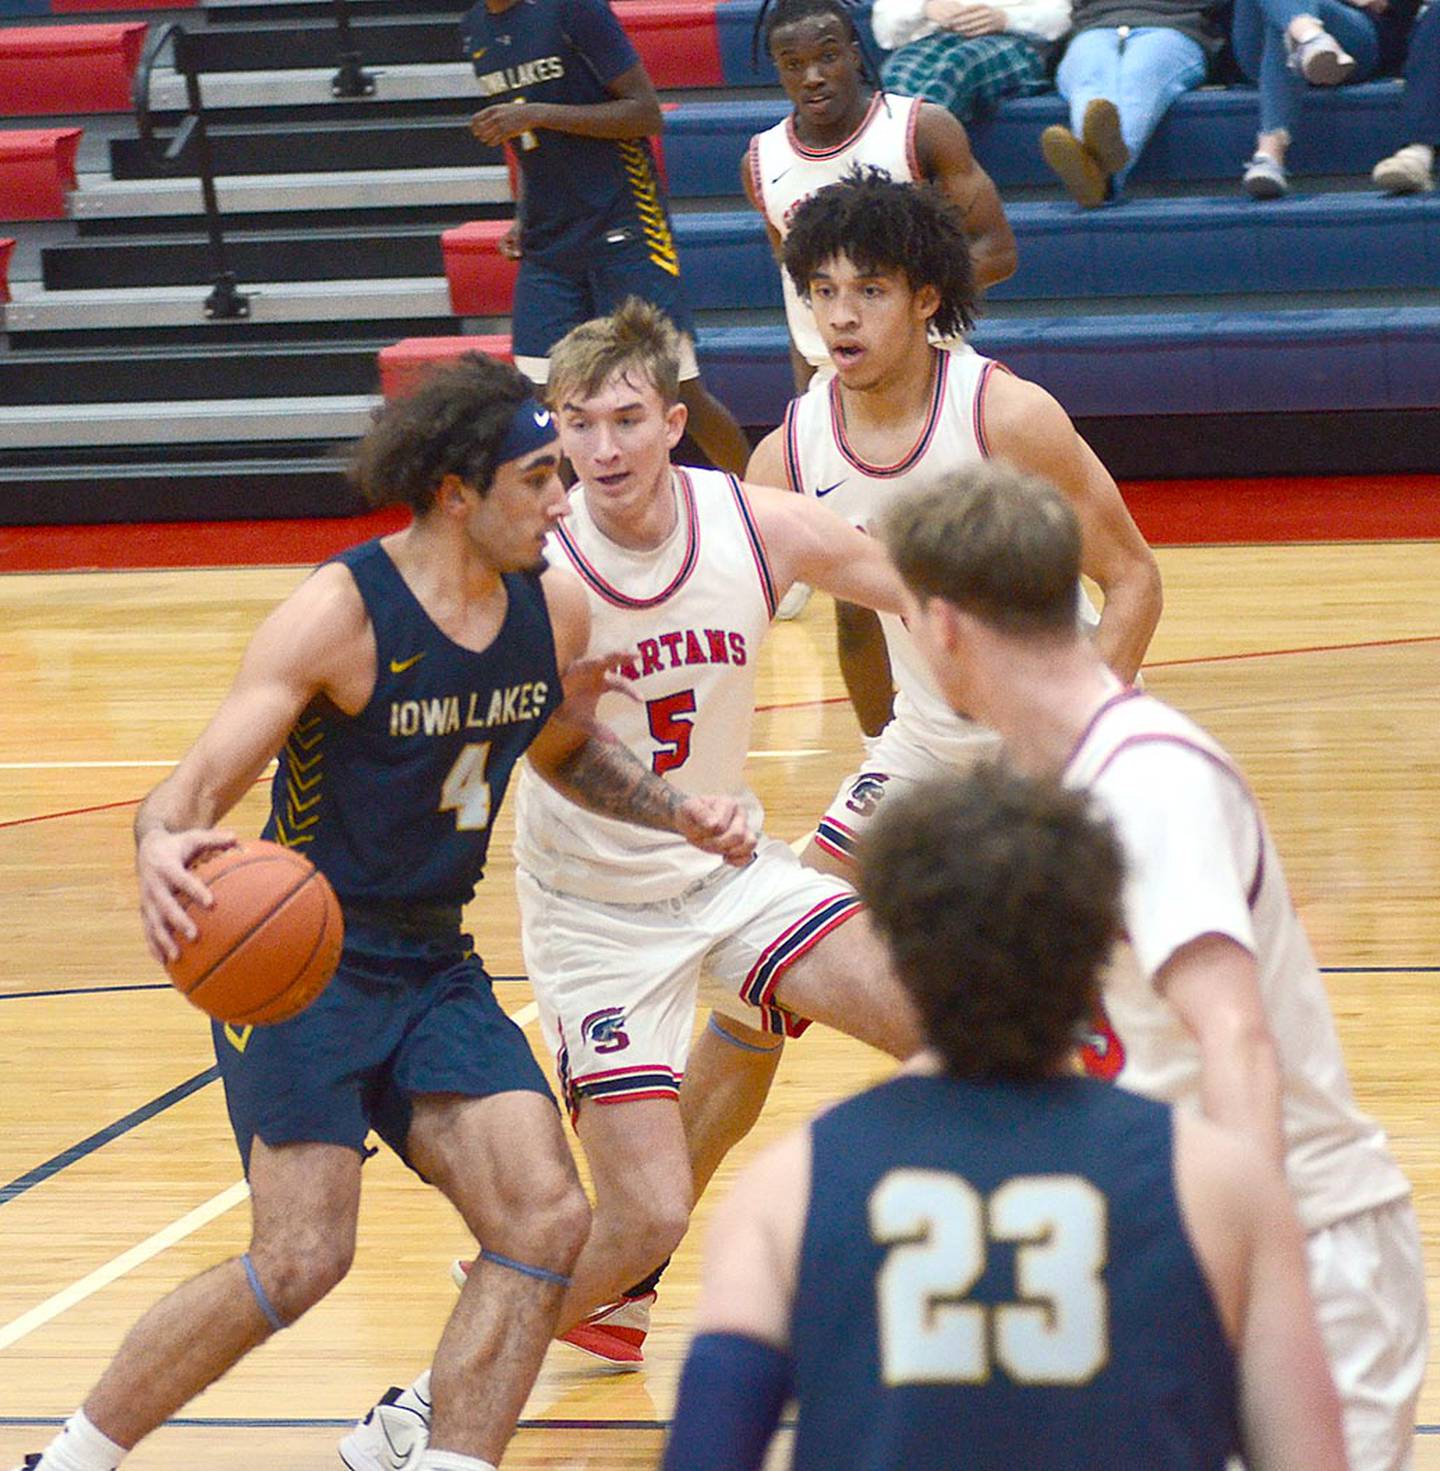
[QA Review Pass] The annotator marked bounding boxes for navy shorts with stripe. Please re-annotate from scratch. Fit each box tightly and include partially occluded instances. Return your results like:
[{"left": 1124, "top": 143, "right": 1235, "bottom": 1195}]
[
  {"left": 213, "top": 922, "right": 552, "bottom": 1174},
  {"left": 511, "top": 231, "right": 697, "bottom": 363}
]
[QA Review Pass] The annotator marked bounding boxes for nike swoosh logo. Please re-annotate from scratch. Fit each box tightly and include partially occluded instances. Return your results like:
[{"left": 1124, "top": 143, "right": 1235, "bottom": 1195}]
[
  {"left": 389, "top": 652, "right": 426, "bottom": 673},
  {"left": 769, "top": 166, "right": 794, "bottom": 184},
  {"left": 815, "top": 480, "right": 845, "bottom": 498}
]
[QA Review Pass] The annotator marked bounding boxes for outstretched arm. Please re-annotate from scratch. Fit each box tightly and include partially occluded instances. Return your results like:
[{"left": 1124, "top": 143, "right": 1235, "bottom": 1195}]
[
  {"left": 984, "top": 372, "right": 1162, "bottom": 681},
  {"left": 915, "top": 104, "right": 1017, "bottom": 290}
]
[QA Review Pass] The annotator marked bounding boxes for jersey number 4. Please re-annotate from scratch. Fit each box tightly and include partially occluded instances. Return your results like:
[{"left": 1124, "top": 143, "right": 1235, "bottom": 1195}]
[
  {"left": 870, "top": 1169, "right": 1108, "bottom": 1387},
  {"left": 647, "top": 690, "right": 696, "bottom": 775},
  {"left": 440, "top": 742, "right": 493, "bottom": 830}
]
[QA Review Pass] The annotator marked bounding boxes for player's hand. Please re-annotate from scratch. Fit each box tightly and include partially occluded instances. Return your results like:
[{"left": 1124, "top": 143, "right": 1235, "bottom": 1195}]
[
  {"left": 498, "top": 222, "right": 523, "bottom": 260},
  {"left": 676, "top": 796, "right": 757, "bottom": 867},
  {"left": 470, "top": 102, "right": 542, "bottom": 146},
  {"left": 942, "top": 4, "right": 1007, "bottom": 34},
  {"left": 557, "top": 651, "right": 638, "bottom": 734},
  {"left": 136, "top": 827, "right": 237, "bottom": 964}
]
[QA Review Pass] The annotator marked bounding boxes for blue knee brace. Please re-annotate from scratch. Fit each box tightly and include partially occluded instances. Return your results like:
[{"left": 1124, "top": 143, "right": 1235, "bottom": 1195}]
[
  {"left": 241, "top": 1252, "right": 288, "bottom": 1332},
  {"left": 478, "top": 1248, "right": 572, "bottom": 1288}
]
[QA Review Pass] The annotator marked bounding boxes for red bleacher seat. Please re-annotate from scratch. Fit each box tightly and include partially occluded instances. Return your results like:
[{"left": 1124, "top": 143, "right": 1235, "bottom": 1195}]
[
  {"left": 53, "top": 0, "right": 196, "bottom": 9},
  {"left": 0, "top": 23, "right": 147, "bottom": 115},
  {"left": 615, "top": 0, "right": 724, "bottom": 89},
  {"left": 0, "top": 129, "right": 81, "bottom": 221},
  {"left": 379, "top": 335, "right": 516, "bottom": 400},
  {"left": 442, "top": 221, "right": 521, "bottom": 317},
  {"left": 0, "top": 237, "right": 14, "bottom": 303}
]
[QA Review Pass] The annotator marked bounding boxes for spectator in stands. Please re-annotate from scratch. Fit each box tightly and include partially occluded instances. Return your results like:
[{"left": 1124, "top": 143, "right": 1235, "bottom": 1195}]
[
  {"left": 1371, "top": 0, "right": 1437, "bottom": 193},
  {"left": 1040, "top": 0, "right": 1230, "bottom": 206},
  {"left": 460, "top": 0, "right": 753, "bottom": 474},
  {"left": 872, "top": 0, "right": 1071, "bottom": 125},
  {"left": 1232, "top": 0, "right": 1422, "bottom": 197}
]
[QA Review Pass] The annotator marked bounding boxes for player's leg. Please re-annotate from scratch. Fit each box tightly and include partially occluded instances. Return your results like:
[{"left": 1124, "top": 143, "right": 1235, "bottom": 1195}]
[
  {"left": 406, "top": 1090, "right": 590, "bottom": 1464},
  {"left": 510, "top": 253, "right": 589, "bottom": 396},
  {"left": 679, "top": 1013, "right": 784, "bottom": 1198},
  {"left": 1304, "top": 1199, "right": 1428, "bottom": 1471},
  {"left": 27, "top": 1141, "right": 361, "bottom": 1469}
]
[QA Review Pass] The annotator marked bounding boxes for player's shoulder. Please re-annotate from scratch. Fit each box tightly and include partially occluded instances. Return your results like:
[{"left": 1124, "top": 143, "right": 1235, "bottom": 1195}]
[{"left": 539, "top": 561, "right": 592, "bottom": 663}]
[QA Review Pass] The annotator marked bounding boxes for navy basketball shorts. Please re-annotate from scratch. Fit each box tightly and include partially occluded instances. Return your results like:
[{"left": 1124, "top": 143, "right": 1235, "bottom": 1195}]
[
  {"left": 212, "top": 926, "right": 552, "bottom": 1173},
  {"left": 511, "top": 230, "right": 700, "bottom": 383}
]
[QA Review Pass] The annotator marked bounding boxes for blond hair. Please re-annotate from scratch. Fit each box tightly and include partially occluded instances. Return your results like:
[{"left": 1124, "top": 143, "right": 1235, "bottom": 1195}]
[{"left": 546, "top": 297, "right": 682, "bottom": 409}]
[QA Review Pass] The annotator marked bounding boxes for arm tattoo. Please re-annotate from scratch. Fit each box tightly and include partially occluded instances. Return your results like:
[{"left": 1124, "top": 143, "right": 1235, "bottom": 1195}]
[{"left": 549, "top": 735, "right": 684, "bottom": 831}]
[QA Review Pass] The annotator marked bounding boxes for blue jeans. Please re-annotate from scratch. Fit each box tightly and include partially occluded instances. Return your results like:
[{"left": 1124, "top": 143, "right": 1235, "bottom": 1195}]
[
  {"left": 1231, "top": 0, "right": 1381, "bottom": 136},
  {"left": 1056, "top": 27, "right": 1209, "bottom": 193},
  {"left": 1401, "top": 0, "right": 1438, "bottom": 143}
]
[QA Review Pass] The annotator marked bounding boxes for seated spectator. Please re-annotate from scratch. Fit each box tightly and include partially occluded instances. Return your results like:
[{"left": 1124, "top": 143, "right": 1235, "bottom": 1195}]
[
  {"left": 873, "top": 0, "right": 1071, "bottom": 125},
  {"left": 1372, "top": 0, "right": 1436, "bottom": 193},
  {"left": 1232, "top": 0, "right": 1421, "bottom": 197},
  {"left": 1039, "top": 0, "right": 1230, "bottom": 206}
]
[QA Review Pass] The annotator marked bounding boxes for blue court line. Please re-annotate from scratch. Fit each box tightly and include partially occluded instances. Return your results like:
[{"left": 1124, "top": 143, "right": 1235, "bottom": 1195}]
[
  {"left": 1321, "top": 966, "right": 1440, "bottom": 974},
  {"left": 0, "top": 1068, "right": 218, "bottom": 1208},
  {"left": 0, "top": 976, "right": 528, "bottom": 1002}
]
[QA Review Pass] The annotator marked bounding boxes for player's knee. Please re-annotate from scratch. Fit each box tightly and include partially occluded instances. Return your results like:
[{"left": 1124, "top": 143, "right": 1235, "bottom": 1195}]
[
  {"left": 623, "top": 1186, "right": 692, "bottom": 1265},
  {"left": 248, "top": 1231, "right": 354, "bottom": 1322},
  {"left": 494, "top": 1170, "right": 591, "bottom": 1272}
]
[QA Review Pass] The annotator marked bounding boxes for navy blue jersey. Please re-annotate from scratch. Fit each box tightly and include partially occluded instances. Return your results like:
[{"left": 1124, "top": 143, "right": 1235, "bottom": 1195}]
[
  {"left": 462, "top": 0, "right": 679, "bottom": 269},
  {"left": 792, "top": 1074, "right": 1239, "bottom": 1471},
  {"left": 262, "top": 539, "right": 561, "bottom": 908}
]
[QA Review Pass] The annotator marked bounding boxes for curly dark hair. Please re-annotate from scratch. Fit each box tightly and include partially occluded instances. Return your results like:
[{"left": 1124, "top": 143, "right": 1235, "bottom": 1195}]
[
  {"left": 348, "top": 352, "right": 538, "bottom": 513},
  {"left": 783, "top": 167, "right": 977, "bottom": 339},
  {"left": 882, "top": 462, "right": 1083, "bottom": 637},
  {"left": 857, "top": 764, "right": 1124, "bottom": 1081},
  {"left": 753, "top": 0, "right": 884, "bottom": 87}
]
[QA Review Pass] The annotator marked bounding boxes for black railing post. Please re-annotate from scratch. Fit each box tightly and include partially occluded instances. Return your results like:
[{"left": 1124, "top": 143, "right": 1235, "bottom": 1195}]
[
  {"left": 330, "top": 0, "right": 376, "bottom": 98},
  {"left": 133, "top": 23, "right": 250, "bottom": 321}
]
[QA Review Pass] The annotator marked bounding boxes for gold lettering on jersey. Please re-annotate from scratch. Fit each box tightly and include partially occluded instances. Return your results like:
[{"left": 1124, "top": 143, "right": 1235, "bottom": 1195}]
[
  {"left": 386, "top": 683, "right": 549, "bottom": 738},
  {"left": 475, "top": 55, "right": 565, "bottom": 98},
  {"left": 620, "top": 629, "right": 748, "bottom": 681}
]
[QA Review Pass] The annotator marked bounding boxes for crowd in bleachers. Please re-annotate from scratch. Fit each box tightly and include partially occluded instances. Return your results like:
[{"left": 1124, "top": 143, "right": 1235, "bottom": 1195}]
[{"left": 873, "top": 0, "right": 1437, "bottom": 202}]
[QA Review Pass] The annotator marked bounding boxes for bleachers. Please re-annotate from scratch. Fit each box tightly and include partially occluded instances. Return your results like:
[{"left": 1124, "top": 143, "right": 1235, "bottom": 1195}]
[
  {"left": 0, "top": 0, "right": 1436, "bottom": 523},
  {"left": 0, "top": 22, "right": 147, "bottom": 113}
]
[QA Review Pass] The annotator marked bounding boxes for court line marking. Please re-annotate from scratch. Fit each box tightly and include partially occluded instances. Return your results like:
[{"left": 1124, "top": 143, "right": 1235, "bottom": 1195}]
[
  {"left": 0, "top": 760, "right": 178, "bottom": 771},
  {"left": 0, "top": 977, "right": 529, "bottom": 1001}
]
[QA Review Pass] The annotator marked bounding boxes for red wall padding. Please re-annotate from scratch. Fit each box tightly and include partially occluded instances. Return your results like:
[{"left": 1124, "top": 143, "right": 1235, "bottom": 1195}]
[
  {"left": 442, "top": 221, "right": 521, "bottom": 317},
  {"left": 52, "top": 0, "right": 196, "bottom": 9},
  {"left": 0, "top": 128, "right": 81, "bottom": 220},
  {"left": 379, "top": 335, "right": 516, "bottom": 400},
  {"left": 0, "top": 237, "right": 14, "bottom": 302},
  {"left": 614, "top": 0, "right": 723, "bottom": 89},
  {"left": 0, "top": 22, "right": 147, "bottom": 114}
]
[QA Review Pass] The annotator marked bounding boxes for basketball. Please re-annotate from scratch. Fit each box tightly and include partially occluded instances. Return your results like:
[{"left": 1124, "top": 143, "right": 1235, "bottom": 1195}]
[{"left": 165, "top": 839, "right": 344, "bottom": 1026}]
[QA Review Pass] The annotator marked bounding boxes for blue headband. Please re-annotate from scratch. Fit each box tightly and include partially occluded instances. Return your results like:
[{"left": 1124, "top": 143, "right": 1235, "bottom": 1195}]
[{"left": 496, "top": 398, "right": 559, "bottom": 467}]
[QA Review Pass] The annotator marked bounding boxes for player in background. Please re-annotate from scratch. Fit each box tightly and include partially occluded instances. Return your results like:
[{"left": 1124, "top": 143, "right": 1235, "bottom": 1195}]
[
  {"left": 463, "top": 0, "right": 751, "bottom": 475},
  {"left": 346, "top": 299, "right": 925, "bottom": 1455},
  {"left": 9, "top": 356, "right": 759, "bottom": 1471},
  {"left": 663, "top": 765, "right": 1348, "bottom": 1471},
  {"left": 883, "top": 461, "right": 1427, "bottom": 1471},
  {"left": 746, "top": 169, "right": 1161, "bottom": 874},
  {"left": 745, "top": 0, "right": 1017, "bottom": 392}
]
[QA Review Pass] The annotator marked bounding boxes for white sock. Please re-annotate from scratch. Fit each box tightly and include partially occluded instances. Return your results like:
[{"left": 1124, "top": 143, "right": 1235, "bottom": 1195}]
[
  {"left": 36, "top": 1410, "right": 126, "bottom": 1471},
  {"left": 418, "top": 1454, "right": 496, "bottom": 1471}
]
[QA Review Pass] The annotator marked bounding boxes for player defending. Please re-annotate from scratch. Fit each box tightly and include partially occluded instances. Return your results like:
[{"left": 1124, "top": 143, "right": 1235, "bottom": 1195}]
[
  {"left": 746, "top": 168, "right": 1162, "bottom": 874},
  {"left": 664, "top": 766, "right": 1348, "bottom": 1471},
  {"left": 746, "top": 0, "right": 1017, "bottom": 391},
  {"left": 463, "top": 0, "right": 751, "bottom": 474},
  {"left": 9, "top": 356, "right": 759, "bottom": 1471},
  {"left": 884, "top": 462, "right": 1427, "bottom": 1471}
]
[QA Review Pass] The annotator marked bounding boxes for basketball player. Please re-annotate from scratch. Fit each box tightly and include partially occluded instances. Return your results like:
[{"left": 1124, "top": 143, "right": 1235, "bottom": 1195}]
[
  {"left": 883, "top": 462, "right": 1427, "bottom": 1471},
  {"left": 746, "top": 0, "right": 1017, "bottom": 390},
  {"left": 746, "top": 168, "right": 1162, "bottom": 874},
  {"left": 463, "top": 0, "right": 751, "bottom": 474},
  {"left": 664, "top": 766, "right": 1348, "bottom": 1471},
  {"left": 343, "top": 299, "right": 925, "bottom": 1461},
  {"left": 9, "top": 356, "right": 760, "bottom": 1471}
]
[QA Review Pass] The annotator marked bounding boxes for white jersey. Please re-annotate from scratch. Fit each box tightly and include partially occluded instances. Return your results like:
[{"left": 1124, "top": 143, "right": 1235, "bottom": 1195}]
[
  {"left": 1067, "top": 687, "right": 1412, "bottom": 1235},
  {"left": 748, "top": 92, "right": 922, "bottom": 370},
  {"left": 513, "top": 467, "right": 775, "bottom": 904}
]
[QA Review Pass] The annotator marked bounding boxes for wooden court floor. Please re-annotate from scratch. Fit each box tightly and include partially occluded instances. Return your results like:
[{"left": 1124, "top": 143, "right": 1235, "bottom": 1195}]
[{"left": 1, "top": 540, "right": 1437, "bottom": 1469}]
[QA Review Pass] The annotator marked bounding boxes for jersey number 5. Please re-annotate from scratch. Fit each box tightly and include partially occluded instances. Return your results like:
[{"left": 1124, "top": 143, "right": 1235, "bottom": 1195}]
[
  {"left": 647, "top": 690, "right": 696, "bottom": 776},
  {"left": 440, "top": 742, "right": 493, "bottom": 830},
  {"left": 869, "top": 1169, "right": 1108, "bottom": 1387}
]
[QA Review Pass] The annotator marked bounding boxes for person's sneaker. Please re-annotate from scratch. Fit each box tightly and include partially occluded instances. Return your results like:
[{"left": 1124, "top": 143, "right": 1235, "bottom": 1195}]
[
  {"left": 1373, "top": 144, "right": 1435, "bottom": 194},
  {"left": 1286, "top": 28, "right": 1356, "bottom": 83},
  {"left": 1081, "top": 97, "right": 1130, "bottom": 179},
  {"left": 1243, "top": 153, "right": 1289, "bottom": 200},
  {"left": 1040, "top": 125, "right": 1108, "bottom": 208},
  {"left": 450, "top": 1256, "right": 471, "bottom": 1291},
  {"left": 775, "top": 581, "right": 813, "bottom": 621},
  {"left": 559, "top": 1291, "right": 655, "bottom": 1369},
  {"left": 10, "top": 1456, "right": 40, "bottom": 1469},
  {"left": 338, "top": 1385, "right": 431, "bottom": 1471}
]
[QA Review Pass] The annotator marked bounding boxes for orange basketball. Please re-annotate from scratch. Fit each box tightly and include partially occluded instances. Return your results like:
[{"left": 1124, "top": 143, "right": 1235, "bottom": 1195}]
[{"left": 165, "top": 839, "right": 344, "bottom": 1026}]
